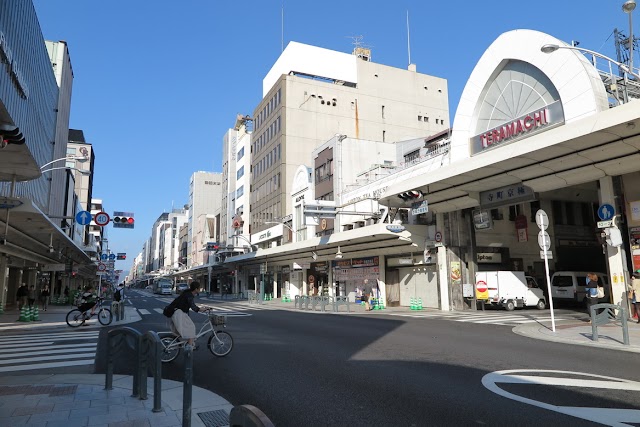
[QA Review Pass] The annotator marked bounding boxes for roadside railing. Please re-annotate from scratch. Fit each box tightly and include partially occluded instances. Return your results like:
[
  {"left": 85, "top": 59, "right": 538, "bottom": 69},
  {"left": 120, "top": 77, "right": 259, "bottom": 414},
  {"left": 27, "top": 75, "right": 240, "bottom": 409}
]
[
  {"left": 590, "top": 303, "right": 630, "bottom": 346},
  {"left": 105, "top": 327, "right": 163, "bottom": 412},
  {"left": 107, "top": 326, "right": 275, "bottom": 427},
  {"left": 293, "top": 295, "right": 351, "bottom": 313}
]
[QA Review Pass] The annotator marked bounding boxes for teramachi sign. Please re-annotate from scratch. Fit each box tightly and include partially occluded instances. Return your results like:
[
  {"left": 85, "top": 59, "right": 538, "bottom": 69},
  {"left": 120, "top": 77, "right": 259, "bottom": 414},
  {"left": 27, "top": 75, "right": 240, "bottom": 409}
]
[{"left": 470, "top": 100, "right": 564, "bottom": 155}]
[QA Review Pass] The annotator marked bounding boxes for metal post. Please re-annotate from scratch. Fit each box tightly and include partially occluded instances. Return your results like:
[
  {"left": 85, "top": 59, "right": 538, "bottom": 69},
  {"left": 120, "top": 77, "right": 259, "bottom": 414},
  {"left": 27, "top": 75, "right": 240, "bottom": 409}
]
[
  {"left": 183, "top": 344, "right": 193, "bottom": 427},
  {"left": 105, "top": 335, "right": 114, "bottom": 391}
]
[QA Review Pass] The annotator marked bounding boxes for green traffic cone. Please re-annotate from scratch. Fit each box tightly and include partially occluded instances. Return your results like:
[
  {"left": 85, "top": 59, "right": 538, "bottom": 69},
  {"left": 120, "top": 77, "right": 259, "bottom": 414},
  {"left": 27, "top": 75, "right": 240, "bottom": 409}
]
[
  {"left": 18, "top": 306, "right": 27, "bottom": 322},
  {"left": 410, "top": 297, "right": 416, "bottom": 310},
  {"left": 32, "top": 306, "right": 39, "bottom": 321},
  {"left": 418, "top": 298, "right": 423, "bottom": 310},
  {"left": 25, "top": 306, "right": 32, "bottom": 321}
]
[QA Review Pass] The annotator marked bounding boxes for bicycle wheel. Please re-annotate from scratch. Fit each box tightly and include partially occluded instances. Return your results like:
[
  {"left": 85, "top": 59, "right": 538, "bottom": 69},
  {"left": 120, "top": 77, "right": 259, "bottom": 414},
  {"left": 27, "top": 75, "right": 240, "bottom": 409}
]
[
  {"left": 208, "top": 330, "right": 233, "bottom": 357},
  {"left": 66, "top": 309, "right": 85, "bottom": 328},
  {"left": 161, "top": 337, "right": 181, "bottom": 363},
  {"left": 97, "top": 308, "right": 112, "bottom": 325}
]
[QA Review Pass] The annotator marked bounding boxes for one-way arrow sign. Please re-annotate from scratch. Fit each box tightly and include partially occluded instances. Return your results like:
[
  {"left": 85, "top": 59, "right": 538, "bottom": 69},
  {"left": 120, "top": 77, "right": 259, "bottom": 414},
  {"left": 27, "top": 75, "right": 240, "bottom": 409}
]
[{"left": 75, "top": 210, "right": 92, "bottom": 226}]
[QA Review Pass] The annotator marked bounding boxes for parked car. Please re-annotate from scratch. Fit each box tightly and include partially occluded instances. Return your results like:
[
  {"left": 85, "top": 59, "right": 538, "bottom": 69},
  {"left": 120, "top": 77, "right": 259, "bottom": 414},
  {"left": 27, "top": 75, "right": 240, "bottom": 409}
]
[
  {"left": 175, "top": 283, "right": 189, "bottom": 294},
  {"left": 550, "top": 271, "right": 609, "bottom": 305}
]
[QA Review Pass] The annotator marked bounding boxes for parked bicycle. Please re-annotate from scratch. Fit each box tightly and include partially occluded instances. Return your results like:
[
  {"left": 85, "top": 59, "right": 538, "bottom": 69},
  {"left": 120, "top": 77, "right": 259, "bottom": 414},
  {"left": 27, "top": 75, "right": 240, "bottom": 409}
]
[
  {"left": 66, "top": 297, "right": 113, "bottom": 327},
  {"left": 160, "top": 307, "right": 233, "bottom": 362}
]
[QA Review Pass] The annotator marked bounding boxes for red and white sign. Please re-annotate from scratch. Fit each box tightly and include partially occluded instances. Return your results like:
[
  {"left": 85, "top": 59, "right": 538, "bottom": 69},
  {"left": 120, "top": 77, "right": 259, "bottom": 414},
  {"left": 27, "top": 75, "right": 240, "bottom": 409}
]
[
  {"left": 476, "top": 280, "right": 488, "bottom": 293},
  {"left": 435, "top": 231, "right": 443, "bottom": 242},
  {"left": 97, "top": 262, "right": 107, "bottom": 272},
  {"left": 94, "top": 211, "right": 110, "bottom": 226}
]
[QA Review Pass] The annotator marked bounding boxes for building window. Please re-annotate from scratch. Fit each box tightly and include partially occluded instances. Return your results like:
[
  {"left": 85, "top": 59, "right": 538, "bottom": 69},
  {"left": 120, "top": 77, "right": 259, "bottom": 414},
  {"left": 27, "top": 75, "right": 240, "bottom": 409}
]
[
  {"left": 237, "top": 166, "right": 244, "bottom": 180},
  {"left": 238, "top": 147, "right": 244, "bottom": 160},
  {"left": 237, "top": 186, "right": 244, "bottom": 198},
  {"left": 529, "top": 200, "right": 541, "bottom": 222},
  {"left": 491, "top": 208, "right": 503, "bottom": 220},
  {"left": 508, "top": 205, "right": 522, "bottom": 221},
  {"left": 404, "top": 150, "right": 420, "bottom": 164}
]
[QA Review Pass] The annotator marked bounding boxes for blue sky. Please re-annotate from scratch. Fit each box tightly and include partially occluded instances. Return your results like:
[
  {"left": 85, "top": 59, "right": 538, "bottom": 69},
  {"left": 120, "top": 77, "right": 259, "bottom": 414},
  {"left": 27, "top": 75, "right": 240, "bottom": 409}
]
[{"left": 32, "top": 0, "right": 632, "bottom": 275}]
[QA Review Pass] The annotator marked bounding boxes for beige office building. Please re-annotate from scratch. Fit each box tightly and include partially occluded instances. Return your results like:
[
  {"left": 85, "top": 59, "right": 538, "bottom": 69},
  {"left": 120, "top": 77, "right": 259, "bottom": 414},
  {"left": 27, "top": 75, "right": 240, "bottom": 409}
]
[{"left": 249, "top": 41, "right": 450, "bottom": 234}]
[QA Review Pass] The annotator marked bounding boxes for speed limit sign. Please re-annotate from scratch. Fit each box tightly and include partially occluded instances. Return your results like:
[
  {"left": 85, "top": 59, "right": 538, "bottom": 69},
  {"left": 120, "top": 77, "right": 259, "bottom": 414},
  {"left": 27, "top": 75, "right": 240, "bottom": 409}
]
[{"left": 94, "top": 211, "right": 110, "bottom": 227}]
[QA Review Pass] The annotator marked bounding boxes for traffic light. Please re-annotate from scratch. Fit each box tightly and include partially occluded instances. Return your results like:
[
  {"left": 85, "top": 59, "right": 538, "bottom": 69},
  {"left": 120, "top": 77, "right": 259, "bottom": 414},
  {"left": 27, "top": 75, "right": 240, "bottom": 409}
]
[
  {"left": 116, "top": 253, "right": 127, "bottom": 260},
  {"left": 603, "top": 227, "right": 623, "bottom": 247},
  {"left": 397, "top": 190, "right": 423, "bottom": 201},
  {"left": 113, "top": 211, "right": 134, "bottom": 229},
  {"left": 0, "top": 126, "right": 25, "bottom": 148}
]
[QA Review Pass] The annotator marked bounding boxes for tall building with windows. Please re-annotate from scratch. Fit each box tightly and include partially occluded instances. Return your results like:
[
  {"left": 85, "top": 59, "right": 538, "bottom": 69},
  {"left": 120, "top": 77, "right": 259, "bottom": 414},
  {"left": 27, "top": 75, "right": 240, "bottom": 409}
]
[
  {"left": 220, "top": 115, "right": 252, "bottom": 250},
  {"left": 44, "top": 40, "right": 74, "bottom": 227},
  {"left": 250, "top": 41, "right": 450, "bottom": 234},
  {"left": 187, "top": 172, "right": 223, "bottom": 267}
]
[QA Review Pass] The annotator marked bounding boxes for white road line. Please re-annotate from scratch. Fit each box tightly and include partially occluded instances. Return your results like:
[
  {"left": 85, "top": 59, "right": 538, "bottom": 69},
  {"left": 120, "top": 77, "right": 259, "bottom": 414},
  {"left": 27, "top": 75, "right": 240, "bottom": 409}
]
[
  {"left": 0, "top": 331, "right": 98, "bottom": 340},
  {"left": 0, "top": 352, "right": 95, "bottom": 365},
  {"left": 0, "top": 359, "right": 95, "bottom": 373},
  {"left": 0, "top": 336, "right": 99, "bottom": 345},
  {"left": 0, "top": 344, "right": 96, "bottom": 358},
  {"left": 0, "top": 342, "right": 97, "bottom": 354},
  {"left": 153, "top": 308, "right": 164, "bottom": 314},
  {"left": 138, "top": 309, "right": 151, "bottom": 315}
]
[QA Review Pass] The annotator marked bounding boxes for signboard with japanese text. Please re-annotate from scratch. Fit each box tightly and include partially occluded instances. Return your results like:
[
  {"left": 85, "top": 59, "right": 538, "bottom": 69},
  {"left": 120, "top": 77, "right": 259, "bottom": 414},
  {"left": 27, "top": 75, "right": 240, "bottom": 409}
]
[{"left": 480, "top": 184, "right": 536, "bottom": 209}]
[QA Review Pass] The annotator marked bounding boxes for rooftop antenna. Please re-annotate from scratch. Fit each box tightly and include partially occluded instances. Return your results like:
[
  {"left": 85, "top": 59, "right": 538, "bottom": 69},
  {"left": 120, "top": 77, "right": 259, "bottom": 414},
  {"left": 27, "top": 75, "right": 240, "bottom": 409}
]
[
  {"left": 407, "top": 10, "right": 412, "bottom": 66},
  {"left": 347, "top": 35, "right": 372, "bottom": 61}
]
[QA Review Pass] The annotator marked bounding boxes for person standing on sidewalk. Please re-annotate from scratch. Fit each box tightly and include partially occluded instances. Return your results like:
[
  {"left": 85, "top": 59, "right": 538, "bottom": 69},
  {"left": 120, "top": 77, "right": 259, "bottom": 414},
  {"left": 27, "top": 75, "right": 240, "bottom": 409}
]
[
  {"left": 40, "top": 285, "right": 50, "bottom": 311},
  {"left": 629, "top": 272, "right": 640, "bottom": 324},
  {"left": 585, "top": 272, "right": 601, "bottom": 318}
]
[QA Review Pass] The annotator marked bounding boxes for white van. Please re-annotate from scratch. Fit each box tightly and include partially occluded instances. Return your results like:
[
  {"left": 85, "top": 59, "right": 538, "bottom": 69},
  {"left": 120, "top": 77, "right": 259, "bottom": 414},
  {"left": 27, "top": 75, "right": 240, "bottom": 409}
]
[
  {"left": 550, "top": 271, "right": 608, "bottom": 304},
  {"left": 153, "top": 278, "right": 173, "bottom": 295}
]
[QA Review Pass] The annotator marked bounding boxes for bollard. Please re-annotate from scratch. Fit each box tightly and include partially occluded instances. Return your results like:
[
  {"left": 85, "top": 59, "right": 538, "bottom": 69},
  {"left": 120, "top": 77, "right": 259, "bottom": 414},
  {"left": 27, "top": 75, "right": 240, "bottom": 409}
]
[
  {"left": 418, "top": 298, "right": 423, "bottom": 310},
  {"left": 410, "top": 298, "right": 416, "bottom": 310},
  {"left": 32, "top": 306, "right": 39, "bottom": 321},
  {"left": 183, "top": 344, "right": 193, "bottom": 427},
  {"left": 17, "top": 306, "right": 27, "bottom": 322}
]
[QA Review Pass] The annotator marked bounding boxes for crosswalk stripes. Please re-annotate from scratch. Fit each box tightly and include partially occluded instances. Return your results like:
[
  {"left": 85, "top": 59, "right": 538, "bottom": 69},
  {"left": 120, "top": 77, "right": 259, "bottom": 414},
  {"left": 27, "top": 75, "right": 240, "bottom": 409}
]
[
  {"left": 0, "top": 330, "right": 99, "bottom": 372},
  {"left": 380, "top": 310, "right": 582, "bottom": 326}
]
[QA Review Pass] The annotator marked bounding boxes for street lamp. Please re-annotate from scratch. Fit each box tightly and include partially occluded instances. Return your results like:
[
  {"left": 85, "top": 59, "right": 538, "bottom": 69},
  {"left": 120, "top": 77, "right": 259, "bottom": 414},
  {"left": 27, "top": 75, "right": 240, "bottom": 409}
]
[
  {"left": 623, "top": 0, "right": 636, "bottom": 75},
  {"left": 540, "top": 44, "right": 640, "bottom": 81},
  {"left": 39, "top": 154, "right": 88, "bottom": 171},
  {"left": 41, "top": 166, "right": 92, "bottom": 176}
]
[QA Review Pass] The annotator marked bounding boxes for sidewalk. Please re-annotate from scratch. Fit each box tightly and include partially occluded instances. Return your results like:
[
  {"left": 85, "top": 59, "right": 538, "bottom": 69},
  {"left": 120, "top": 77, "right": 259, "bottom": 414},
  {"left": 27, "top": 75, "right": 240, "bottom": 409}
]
[
  {"left": 514, "top": 318, "right": 640, "bottom": 353},
  {"left": 0, "top": 374, "right": 233, "bottom": 427},
  {"left": 0, "top": 304, "right": 234, "bottom": 426}
]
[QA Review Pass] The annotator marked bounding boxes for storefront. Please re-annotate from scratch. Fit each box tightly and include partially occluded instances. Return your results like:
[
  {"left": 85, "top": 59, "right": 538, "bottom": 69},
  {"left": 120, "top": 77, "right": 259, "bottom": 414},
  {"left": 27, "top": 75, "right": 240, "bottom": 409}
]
[{"left": 332, "top": 256, "right": 380, "bottom": 301}]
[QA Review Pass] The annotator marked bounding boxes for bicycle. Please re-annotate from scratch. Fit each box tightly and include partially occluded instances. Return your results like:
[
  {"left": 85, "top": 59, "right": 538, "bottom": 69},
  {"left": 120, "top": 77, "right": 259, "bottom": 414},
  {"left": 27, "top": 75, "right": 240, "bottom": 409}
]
[
  {"left": 65, "top": 297, "right": 113, "bottom": 327},
  {"left": 160, "top": 307, "right": 233, "bottom": 362}
]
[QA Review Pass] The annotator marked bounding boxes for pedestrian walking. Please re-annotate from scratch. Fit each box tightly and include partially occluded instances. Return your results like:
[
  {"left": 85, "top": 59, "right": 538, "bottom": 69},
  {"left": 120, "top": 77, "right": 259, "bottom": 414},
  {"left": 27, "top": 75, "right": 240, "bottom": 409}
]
[
  {"left": 629, "top": 271, "right": 640, "bottom": 324},
  {"left": 27, "top": 285, "right": 37, "bottom": 308},
  {"left": 16, "top": 283, "right": 28, "bottom": 310},
  {"left": 40, "top": 285, "right": 50, "bottom": 311}
]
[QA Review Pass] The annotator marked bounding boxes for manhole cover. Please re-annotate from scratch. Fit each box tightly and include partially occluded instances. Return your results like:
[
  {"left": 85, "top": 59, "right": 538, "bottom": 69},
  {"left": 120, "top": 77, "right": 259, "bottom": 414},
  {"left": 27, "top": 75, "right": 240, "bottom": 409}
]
[{"left": 197, "top": 409, "right": 229, "bottom": 427}]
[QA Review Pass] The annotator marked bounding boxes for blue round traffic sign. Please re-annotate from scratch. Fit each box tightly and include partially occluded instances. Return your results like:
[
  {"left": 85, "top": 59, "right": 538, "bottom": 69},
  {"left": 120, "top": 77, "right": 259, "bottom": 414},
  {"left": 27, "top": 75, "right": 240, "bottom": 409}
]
[
  {"left": 101, "top": 254, "right": 108, "bottom": 261},
  {"left": 109, "top": 254, "right": 116, "bottom": 260},
  {"left": 598, "top": 204, "right": 615, "bottom": 221},
  {"left": 75, "top": 210, "right": 92, "bottom": 226}
]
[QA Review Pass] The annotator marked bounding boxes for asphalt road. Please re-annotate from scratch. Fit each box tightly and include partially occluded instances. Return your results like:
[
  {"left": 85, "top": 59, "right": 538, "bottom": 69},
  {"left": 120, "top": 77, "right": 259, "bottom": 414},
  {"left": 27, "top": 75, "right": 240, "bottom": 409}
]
[
  {"left": 3, "top": 291, "right": 638, "bottom": 426},
  {"left": 103, "top": 291, "right": 640, "bottom": 426}
]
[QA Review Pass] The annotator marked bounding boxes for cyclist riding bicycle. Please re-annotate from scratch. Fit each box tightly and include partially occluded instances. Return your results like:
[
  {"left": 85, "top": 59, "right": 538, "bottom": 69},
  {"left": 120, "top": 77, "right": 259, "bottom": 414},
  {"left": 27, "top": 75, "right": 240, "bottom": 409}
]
[
  {"left": 168, "top": 281, "right": 206, "bottom": 346},
  {"left": 77, "top": 285, "right": 98, "bottom": 317}
]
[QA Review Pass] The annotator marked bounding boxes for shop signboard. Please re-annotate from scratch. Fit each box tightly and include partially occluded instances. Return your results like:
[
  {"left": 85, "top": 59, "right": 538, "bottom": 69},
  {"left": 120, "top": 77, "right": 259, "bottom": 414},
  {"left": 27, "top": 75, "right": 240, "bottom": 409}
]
[
  {"left": 351, "top": 256, "right": 379, "bottom": 268},
  {"left": 477, "top": 253, "right": 502, "bottom": 263},
  {"left": 479, "top": 184, "right": 536, "bottom": 209},
  {"left": 450, "top": 261, "right": 462, "bottom": 286}
]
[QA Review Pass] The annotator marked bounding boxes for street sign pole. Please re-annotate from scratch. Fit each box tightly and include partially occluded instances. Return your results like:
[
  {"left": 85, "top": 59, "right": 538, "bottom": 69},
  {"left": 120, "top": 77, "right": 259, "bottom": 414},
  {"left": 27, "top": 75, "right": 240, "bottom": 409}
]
[{"left": 537, "top": 210, "right": 556, "bottom": 333}]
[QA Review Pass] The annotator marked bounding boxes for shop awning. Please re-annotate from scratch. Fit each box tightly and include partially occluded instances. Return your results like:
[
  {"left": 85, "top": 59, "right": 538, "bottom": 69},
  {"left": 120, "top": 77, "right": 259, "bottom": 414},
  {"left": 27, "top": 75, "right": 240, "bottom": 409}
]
[
  {"left": 225, "top": 223, "right": 427, "bottom": 267},
  {"left": 378, "top": 101, "right": 640, "bottom": 212},
  {"left": 0, "top": 197, "right": 93, "bottom": 268},
  {"left": 0, "top": 142, "right": 41, "bottom": 181}
]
